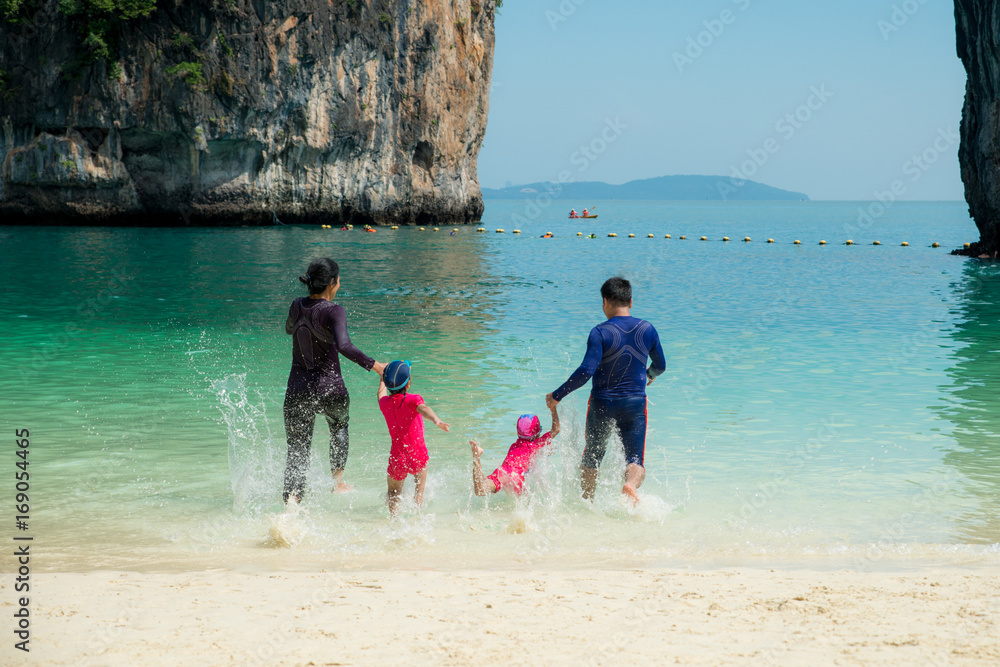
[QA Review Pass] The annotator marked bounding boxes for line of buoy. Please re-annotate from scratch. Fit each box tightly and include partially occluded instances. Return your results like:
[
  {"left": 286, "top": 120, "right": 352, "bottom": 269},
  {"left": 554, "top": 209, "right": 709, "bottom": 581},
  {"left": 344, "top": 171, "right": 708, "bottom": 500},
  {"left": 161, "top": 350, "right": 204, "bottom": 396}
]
[{"left": 319, "top": 227, "right": 968, "bottom": 252}]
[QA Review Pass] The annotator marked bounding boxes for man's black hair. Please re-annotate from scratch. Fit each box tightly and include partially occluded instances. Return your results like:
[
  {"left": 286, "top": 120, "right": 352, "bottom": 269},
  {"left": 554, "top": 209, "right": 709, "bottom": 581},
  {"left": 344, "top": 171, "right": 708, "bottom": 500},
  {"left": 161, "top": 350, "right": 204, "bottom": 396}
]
[{"left": 601, "top": 277, "right": 632, "bottom": 307}]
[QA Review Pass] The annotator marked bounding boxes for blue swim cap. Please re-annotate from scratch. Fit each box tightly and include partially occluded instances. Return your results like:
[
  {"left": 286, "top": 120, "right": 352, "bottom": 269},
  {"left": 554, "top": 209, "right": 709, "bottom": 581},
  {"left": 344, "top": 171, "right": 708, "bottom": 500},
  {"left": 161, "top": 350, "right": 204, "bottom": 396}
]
[{"left": 384, "top": 360, "right": 412, "bottom": 392}]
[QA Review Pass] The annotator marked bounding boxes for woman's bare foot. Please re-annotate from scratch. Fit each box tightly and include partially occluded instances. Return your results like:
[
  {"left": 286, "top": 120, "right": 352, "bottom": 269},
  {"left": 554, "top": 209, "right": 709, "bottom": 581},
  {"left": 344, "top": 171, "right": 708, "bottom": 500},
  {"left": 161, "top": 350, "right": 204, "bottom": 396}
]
[
  {"left": 470, "top": 440, "right": 484, "bottom": 458},
  {"left": 622, "top": 483, "right": 640, "bottom": 505}
]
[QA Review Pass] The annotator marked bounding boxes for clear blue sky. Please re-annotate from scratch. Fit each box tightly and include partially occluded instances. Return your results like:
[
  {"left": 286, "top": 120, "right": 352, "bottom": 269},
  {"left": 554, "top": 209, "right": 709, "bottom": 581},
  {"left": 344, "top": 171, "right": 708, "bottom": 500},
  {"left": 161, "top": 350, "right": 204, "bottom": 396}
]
[{"left": 477, "top": 0, "right": 967, "bottom": 200}]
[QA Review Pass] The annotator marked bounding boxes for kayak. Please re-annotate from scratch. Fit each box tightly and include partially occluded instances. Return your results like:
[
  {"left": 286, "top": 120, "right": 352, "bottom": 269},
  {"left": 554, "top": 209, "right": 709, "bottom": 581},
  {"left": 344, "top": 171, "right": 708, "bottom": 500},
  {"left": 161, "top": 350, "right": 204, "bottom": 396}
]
[{"left": 569, "top": 215, "right": 598, "bottom": 219}]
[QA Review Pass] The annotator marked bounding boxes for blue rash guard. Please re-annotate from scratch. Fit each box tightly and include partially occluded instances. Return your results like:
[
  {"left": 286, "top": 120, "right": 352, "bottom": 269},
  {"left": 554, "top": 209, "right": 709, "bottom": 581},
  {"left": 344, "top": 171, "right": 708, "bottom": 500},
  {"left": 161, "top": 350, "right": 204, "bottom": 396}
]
[{"left": 552, "top": 316, "right": 666, "bottom": 402}]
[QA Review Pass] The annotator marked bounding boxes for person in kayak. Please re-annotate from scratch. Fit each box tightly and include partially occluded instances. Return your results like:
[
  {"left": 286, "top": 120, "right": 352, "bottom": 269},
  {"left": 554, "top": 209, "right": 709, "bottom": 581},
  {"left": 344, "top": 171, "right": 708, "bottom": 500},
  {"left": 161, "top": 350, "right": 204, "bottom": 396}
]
[
  {"left": 582, "top": 208, "right": 589, "bottom": 217},
  {"left": 546, "top": 277, "right": 666, "bottom": 504},
  {"left": 570, "top": 209, "right": 578, "bottom": 218},
  {"left": 282, "top": 258, "right": 386, "bottom": 505}
]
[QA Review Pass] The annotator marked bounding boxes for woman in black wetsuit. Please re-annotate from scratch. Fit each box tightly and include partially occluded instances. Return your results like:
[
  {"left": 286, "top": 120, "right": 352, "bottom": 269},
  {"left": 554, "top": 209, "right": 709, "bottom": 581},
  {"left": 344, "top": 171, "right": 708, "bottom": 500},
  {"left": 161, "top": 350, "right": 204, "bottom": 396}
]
[{"left": 282, "top": 258, "right": 386, "bottom": 504}]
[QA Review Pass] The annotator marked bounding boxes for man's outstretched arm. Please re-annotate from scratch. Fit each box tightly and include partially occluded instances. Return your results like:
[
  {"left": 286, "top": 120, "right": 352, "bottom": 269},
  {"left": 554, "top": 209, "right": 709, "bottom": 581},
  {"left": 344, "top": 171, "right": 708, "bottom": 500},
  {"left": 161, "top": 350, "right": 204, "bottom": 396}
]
[{"left": 548, "top": 329, "right": 603, "bottom": 404}]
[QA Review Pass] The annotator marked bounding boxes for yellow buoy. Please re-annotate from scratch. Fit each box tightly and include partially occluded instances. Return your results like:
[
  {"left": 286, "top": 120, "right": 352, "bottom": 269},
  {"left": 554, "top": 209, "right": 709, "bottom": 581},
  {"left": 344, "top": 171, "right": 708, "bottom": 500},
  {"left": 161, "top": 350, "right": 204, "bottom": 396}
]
[
  {"left": 496, "top": 229, "right": 504, "bottom": 233},
  {"left": 390, "top": 225, "right": 399, "bottom": 230},
  {"left": 743, "top": 237, "right": 751, "bottom": 243},
  {"left": 577, "top": 232, "right": 583, "bottom": 237},
  {"left": 419, "top": 227, "right": 425, "bottom": 231},
  {"left": 679, "top": 235, "right": 687, "bottom": 240},
  {"left": 819, "top": 240, "right": 827, "bottom": 245},
  {"left": 965, "top": 242, "right": 972, "bottom": 249},
  {"left": 846, "top": 240, "right": 854, "bottom": 245},
  {"left": 873, "top": 240, "right": 881, "bottom": 245},
  {"left": 608, "top": 233, "right": 617, "bottom": 237},
  {"left": 665, "top": 234, "right": 672, "bottom": 239},
  {"left": 723, "top": 237, "right": 730, "bottom": 242},
  {"left": 932, "top": 242, "right": 940, "bottom": 248},
  {"left": 513, "top": 229, "right": 521, "bottom": 234},
  {"left": 628, "top": 234, "right": 635, "bottom": 238},
  {"left": 648, "top": 234, "right": 654, "bottom": 238},
  {"left": 767, "top": 238, "right": 775, "bottom": 243},
  {"left": 794, "top": 240, "right": 801, "bottom": 245},
  {"left": 901, "top": 241, "right": 909, "bottom": 247},
  {"left": 477, "top": 227, "right": 486, "bottom": 232},
  {"left": 700, "top": 236, "right": 708, "bottom": 241},
  {"left": 453, "top": 228, "right": 458, "bottom": 232},
  {"left": 433, "top": 227, "right": 439, "bottom": 231}
]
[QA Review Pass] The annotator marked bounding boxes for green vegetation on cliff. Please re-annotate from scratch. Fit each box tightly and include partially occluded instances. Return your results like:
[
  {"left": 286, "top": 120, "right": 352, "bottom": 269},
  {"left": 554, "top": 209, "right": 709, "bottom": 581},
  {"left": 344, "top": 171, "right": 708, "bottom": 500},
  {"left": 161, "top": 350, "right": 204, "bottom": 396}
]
[{"left": 57, "top": 0, "right": 158, "bottom": 76}]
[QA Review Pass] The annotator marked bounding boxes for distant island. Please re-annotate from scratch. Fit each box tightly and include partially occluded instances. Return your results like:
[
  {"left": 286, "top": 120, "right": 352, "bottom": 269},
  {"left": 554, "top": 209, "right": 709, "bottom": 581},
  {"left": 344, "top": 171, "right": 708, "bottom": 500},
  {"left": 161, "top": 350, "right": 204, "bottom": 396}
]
[{"left": 482, "top": 175, "right": 809, "bottom": 201}]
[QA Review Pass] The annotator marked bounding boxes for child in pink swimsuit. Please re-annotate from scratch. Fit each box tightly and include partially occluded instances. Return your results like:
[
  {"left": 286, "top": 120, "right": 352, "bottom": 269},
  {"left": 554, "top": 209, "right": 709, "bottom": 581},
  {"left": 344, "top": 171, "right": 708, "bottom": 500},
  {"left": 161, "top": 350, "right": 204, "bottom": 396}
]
[
  {"left": 470, "top": 404, "right": 560, "bottom": 496},
  {"left": 377, "top": 360, "right": 449, "bottom": 515}
]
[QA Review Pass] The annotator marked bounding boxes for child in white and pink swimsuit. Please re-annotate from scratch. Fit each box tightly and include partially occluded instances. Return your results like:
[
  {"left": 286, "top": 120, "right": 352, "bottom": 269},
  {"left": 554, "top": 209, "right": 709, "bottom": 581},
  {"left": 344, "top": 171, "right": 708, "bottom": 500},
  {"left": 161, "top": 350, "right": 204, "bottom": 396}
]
[{"left": 470, "top": 405, "right": 560, "bottom": 496}]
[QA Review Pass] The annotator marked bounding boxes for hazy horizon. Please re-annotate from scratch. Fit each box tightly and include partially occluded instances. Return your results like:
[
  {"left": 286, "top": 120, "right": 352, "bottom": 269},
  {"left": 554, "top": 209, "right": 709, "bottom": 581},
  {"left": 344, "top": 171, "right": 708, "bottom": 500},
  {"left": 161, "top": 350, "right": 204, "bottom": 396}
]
[{"left": 478, "top": 1, "right": 967, "bottom": 202}]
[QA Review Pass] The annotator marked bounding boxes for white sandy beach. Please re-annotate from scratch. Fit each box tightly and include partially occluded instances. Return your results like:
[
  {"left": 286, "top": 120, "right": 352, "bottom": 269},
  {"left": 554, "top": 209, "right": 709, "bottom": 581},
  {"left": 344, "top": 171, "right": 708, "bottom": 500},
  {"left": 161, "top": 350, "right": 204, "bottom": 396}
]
[{"left": 3, "top": 568, "right": 999, "bottom": 666}]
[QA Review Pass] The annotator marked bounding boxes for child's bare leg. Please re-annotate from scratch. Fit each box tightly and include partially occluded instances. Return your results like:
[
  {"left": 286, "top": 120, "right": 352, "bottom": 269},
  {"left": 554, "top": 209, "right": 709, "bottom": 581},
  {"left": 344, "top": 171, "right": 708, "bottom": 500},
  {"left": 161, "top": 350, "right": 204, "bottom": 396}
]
[
  {"left": 470, "top": 440, "right": 489, "bottom": 496},
  {"left": 331, "top": 468, "right": 353, "bottom": 494},
  {"left": 386, "top": 476, "right": 405, "bottom": 516},
  {"left": 413, "top": 469, "right": 428, "bottom": 508}
]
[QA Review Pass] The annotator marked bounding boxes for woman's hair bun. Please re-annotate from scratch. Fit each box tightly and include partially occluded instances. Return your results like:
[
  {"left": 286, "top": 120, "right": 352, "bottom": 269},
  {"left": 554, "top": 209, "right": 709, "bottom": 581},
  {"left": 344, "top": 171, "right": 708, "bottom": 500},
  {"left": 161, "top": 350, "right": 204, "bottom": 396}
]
[{"left": 300, "top": 259, "right": 339, "bottom": 295}]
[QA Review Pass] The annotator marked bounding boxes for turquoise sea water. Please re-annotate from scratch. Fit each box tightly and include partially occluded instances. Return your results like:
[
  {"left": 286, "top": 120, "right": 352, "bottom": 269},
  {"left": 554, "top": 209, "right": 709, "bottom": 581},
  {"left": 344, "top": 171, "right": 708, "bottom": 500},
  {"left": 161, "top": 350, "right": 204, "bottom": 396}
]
[{"left": 2, "top": 201, "right": 999, "bottom": 572}]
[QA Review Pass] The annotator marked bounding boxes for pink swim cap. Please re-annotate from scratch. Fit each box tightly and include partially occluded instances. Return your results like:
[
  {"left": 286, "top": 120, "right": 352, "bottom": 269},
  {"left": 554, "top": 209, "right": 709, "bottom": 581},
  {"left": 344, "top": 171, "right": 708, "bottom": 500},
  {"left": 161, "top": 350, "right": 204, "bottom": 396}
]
[{"left": 516, "top": 414, "right": 541, "bottom": 439}]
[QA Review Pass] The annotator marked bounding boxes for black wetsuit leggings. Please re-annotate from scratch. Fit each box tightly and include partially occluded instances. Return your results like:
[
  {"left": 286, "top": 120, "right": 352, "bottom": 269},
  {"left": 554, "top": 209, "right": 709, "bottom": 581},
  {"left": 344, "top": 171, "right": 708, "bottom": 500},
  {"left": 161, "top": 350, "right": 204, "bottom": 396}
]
[{"left": 282, "top": 391, "right": 350, "bottom": 503}]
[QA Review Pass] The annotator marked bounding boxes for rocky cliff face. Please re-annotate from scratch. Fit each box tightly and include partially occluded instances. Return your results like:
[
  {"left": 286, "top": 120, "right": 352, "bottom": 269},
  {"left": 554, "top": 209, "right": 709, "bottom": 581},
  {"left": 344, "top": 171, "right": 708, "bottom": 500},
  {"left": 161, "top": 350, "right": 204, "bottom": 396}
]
[
  {"left": 956, "top": 0, "right": 1000, "bottom": 253},
  {"left": 0, "top": 0, "right": 496, "bottom": 225}
]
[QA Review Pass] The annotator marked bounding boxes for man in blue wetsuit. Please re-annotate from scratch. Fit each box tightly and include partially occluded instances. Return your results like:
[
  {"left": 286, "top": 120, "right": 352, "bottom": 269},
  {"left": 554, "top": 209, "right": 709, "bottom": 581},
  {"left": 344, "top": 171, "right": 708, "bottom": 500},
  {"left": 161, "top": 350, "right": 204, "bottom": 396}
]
[{"left": 546, "top": 277, "right": 666, "bottom": 503}]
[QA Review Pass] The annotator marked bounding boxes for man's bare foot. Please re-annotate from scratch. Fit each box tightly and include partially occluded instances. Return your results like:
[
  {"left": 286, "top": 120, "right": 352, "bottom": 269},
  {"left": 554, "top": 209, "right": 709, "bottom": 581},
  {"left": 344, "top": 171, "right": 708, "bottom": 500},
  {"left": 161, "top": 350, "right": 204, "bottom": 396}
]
[
  {"left": 622, "top": 484, "right": 640, "bottom": 505},
  {"left": 332, "top": 481, "right": 354, "bottom": 493},
  {"left": 470, "top": 440, "right": 484, "bottom": 457},
  {"left": 284, "top": 495, "right": 301, "bottom": 514}
]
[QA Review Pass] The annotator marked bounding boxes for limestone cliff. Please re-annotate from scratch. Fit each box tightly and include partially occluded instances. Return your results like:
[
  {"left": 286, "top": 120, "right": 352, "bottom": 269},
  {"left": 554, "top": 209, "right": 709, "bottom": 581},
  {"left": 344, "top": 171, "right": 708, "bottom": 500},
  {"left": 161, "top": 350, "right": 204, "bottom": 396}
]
[
  {"left": 956, "top": 0, "right": 1000, "bottom": 253},
  {"left": 0, "top": 0, "right": 496, "bottom": 225}
]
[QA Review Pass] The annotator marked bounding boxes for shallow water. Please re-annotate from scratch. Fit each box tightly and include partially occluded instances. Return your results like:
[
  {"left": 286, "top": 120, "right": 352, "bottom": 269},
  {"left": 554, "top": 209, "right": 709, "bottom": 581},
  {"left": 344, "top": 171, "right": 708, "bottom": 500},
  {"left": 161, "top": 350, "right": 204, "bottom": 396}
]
[{"left": 2, "top": 201, "right": 999, "bottom": 572}]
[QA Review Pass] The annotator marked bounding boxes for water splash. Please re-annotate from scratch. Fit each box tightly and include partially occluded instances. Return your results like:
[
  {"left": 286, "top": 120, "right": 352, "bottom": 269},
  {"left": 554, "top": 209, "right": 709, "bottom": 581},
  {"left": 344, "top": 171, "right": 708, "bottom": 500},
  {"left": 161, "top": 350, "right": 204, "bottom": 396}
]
[{"left": 212, "top": 373, "right": 283, "bottom": 514}]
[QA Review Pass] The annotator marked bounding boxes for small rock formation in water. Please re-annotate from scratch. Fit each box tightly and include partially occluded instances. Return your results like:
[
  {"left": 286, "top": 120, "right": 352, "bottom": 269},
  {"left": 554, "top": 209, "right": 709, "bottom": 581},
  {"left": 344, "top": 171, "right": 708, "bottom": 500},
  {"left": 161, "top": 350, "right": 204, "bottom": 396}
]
[
  {"left": 956, "top": 0, "right": 1000, "bottom": 254},
  {"left": 0, "top": 0, "right": 496, "bottom": 225}
]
